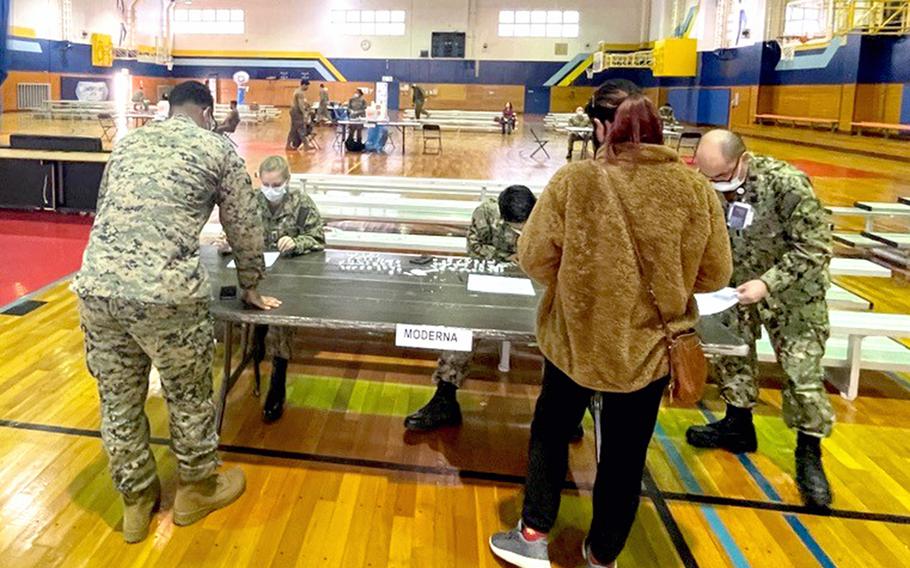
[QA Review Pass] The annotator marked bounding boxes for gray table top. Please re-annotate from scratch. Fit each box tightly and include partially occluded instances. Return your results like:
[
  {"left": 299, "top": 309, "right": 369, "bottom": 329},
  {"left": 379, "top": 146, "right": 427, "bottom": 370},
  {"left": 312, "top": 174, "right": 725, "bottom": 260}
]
[{"left": 204, "top": 247, "right": 746, "bottom": 354}]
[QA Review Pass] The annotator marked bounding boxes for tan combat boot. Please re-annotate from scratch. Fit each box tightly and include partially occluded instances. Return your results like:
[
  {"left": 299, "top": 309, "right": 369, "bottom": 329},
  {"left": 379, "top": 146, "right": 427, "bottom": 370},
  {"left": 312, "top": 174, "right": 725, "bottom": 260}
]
[
  {"left": 173, "top": 468, "right": 246, "bottom": 526},
  {"left": 122, "top": 478, "right": 161, "bottom": 543}
]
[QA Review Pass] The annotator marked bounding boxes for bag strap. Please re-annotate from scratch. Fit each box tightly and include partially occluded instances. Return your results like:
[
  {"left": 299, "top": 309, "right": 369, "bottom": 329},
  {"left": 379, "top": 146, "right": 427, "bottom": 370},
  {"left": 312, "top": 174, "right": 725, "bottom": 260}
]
[{"left": 612, "top": 184, "right": 675, "bottom": 344}]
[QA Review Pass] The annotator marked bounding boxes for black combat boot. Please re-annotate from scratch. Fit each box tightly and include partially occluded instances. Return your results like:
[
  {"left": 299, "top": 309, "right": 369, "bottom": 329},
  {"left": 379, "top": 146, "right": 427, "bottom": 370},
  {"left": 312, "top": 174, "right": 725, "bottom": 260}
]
[
  {"left": 404, "top": 382, "right": 462, "bottom": 431},
  {"left": 795, "top": 432, "right": 832, "bottom": 509},
  {"left": 685, "top": 404, "right": 758, "bottom": 453},
  {"left": 262, "top": 357, "right": 288, "bottom": 423}
]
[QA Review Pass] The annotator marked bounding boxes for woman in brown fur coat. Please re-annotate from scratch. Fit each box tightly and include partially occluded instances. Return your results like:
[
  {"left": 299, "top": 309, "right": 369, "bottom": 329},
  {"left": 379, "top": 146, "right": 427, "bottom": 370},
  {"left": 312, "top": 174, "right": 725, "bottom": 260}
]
[{"left": 490, "top": 87, "right": 732, "bottom": 568}]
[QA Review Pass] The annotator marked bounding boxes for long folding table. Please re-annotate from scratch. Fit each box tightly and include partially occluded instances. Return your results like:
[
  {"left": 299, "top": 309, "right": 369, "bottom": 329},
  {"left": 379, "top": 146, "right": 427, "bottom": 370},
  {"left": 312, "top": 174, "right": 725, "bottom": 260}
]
[{"left": 204, "top": 248, "right": 747, "bottom": 432}]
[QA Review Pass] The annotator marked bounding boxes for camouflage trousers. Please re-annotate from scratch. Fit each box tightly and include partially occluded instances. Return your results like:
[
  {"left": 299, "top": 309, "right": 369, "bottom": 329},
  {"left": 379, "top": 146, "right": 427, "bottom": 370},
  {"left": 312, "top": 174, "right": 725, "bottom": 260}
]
[
  {"left": 78, "top": 296, "right": 220, "bottom": 495},
  {"left": 266, "top": 325, "right": 294, "bottom": 360},
  {"left": 712, "top": 297, "right": 834, "bottom": 437},
  {"left": 432, "top": 350, "right": 474, "bottom": 388}
]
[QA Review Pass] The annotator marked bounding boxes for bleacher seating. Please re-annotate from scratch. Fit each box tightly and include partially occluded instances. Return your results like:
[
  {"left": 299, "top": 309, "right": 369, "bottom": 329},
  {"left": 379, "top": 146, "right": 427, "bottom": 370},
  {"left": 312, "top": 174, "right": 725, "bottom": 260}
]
[
  {"left": 213, "top": 103, "right": 281, "bottom": 124},
  {"left": 755, "top": 114, "right": 839, "bottom": 131},
  {"left": 543, "top": 113, "right": 574, "bottom": 130},
  {"left": 826, "top": 200, "right": 910, "bottom": 266},
  {"left": 400, "top": 109, "right": 502, "bottom": 132},
  {"left": 34, "top": 100, "right": 118, "bottom": 120},
  {"left": 851, "top": 122, "right": 910, "bottom": 138}
]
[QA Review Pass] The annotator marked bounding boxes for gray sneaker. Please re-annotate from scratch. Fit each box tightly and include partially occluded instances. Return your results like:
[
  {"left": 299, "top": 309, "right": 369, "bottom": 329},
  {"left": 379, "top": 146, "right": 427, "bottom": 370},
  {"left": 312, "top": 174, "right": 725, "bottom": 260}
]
[{"left": 489, "top": 522, "right": 551, "bottom": 568}]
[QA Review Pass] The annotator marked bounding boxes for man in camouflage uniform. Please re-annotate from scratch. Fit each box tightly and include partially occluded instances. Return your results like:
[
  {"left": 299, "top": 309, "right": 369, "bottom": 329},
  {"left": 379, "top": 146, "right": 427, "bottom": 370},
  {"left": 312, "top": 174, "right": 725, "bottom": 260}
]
[
  {"left": 72, "top": 81, "right": 281, "bottom": 543},
  {"left": 565, "top": 106, "right": 591, "bottom": 160},
  {"left": 405, "top": 186, "right": 545, "bottom": 431},
  {"left": 255, "top": 155, "right": 326, "bottom": 423},
  {"left": 286, "top": 79, "right": 312, "bottom": 151},
  {"left": 687, "top": 129, "right": 834, "bottom": 508},
  {"left": 411, "top": 83, "right": 429, "bottom": 119}
]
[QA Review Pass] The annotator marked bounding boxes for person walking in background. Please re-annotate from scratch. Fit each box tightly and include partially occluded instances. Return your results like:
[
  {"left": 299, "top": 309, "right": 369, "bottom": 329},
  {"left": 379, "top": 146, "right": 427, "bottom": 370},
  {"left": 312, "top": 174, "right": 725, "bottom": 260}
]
[
  {"left": 489, "top": 92, "right": 732, "bottom": 568},
  {"left": 286, "top": 79, "right": 311, "bottom": 150},
  {"left": 412, "top": 83, "right": 429, "bottom": 119},
  {"left": 316, "top": 83, "right": 331, "bottom": 124}
]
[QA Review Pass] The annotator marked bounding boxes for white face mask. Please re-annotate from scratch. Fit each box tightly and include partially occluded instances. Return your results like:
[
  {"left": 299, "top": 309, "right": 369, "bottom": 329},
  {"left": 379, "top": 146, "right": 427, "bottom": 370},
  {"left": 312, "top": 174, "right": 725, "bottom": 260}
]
[
  {"left": 261, "top": 182, "right": 288, "bottom": 203},
  {"left": 712, "top": 175, "right": 746, "bottom": 193}
]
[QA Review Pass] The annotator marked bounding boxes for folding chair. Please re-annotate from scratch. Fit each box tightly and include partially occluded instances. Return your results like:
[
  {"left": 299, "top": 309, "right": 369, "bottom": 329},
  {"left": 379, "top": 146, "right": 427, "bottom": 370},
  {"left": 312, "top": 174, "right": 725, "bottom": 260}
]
[
  {"left": 676, "top": 131, "right": 702, "bottom": 159},
  {"left": 303, "top": 129, "right": 321, "bottom": 151},
  {"left": 98, "top": 113, "right": 117, "bottom": 142},
  {"left": 529, "top": 128, "right": 550, "bottom": 159},
  {"left": 422, "top": 124, "right": 442, "bottom": 154}
]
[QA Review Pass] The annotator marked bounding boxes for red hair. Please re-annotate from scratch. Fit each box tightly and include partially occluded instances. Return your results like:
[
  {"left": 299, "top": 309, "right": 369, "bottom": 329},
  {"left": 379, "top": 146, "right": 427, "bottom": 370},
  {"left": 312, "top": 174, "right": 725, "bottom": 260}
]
[{"left": 602, "top": 94, "right": 664, "bottom": 159}]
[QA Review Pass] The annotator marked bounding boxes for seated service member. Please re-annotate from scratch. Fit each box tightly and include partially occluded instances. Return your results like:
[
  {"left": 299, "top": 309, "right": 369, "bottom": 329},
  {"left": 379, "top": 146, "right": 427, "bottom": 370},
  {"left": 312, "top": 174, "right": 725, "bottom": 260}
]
[
  {"left": 405, "top": 186, "right": 576, "bottom": 434},
  {"left": 257, "top": 156, "right": 326, "bottom": 423},
  {"left": 215, "top": 100, "right": 241, "bottom": 134},
  {"left": 566, "top": 106, "right": 592, "bottom": 159},
  {"left": 687, "top": 129, "right": 835, "bottom": 508}
]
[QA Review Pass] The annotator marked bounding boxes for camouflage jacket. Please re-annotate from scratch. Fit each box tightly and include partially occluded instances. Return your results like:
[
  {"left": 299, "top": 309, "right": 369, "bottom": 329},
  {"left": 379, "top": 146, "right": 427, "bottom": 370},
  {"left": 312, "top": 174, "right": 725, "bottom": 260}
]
[
  {"left": 72, "top": 114, "right": 265, "bottom": 303},
  {"left": 568, "top": 113, "right": 591, "bottom": 128},
  {"left": 725, "top": 153, "right": 832, "bottom": 303},
  {"left": 467, "top": 199, "right": 519, "bottom": 262},
  {"left": 412, "top": 86, "right": 426, "bottom": 104},
  {"left": 257, "top": 188, "right": 325, "bottom": 255}
]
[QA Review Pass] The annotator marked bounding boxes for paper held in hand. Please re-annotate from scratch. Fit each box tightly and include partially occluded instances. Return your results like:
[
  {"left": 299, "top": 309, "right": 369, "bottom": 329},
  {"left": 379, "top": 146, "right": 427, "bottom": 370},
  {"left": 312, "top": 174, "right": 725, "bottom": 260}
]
[
  {"left": 227, "top": 252, "right": 280, "bottom": 269},
  {"left": 695, "top": 287, "right": 740, "bottom": 316},
  {"left": 466, "top": 274, "right": 535, "bottom": 296}
]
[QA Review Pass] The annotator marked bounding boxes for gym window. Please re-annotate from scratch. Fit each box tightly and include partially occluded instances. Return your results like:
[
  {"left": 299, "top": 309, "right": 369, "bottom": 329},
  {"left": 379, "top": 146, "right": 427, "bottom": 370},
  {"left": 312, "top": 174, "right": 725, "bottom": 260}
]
[
  {"left": 498, "top": 10, "right": 580, "bottom": 38},
  {"left": 330, "top": 10, "right": 407, "bottom": 36},
  {"left": 782, "top": 0, "right": 829, "bottom": 39},
  {"left": 173, "top": 8, "right": 244, "bottom": 35}
]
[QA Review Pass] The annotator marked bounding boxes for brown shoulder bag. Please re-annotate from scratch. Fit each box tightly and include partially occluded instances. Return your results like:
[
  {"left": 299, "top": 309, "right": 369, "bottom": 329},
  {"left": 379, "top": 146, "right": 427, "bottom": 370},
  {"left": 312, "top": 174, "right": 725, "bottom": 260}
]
[{"left": 614, "top": 189, "right": 708, "bottom": 404}]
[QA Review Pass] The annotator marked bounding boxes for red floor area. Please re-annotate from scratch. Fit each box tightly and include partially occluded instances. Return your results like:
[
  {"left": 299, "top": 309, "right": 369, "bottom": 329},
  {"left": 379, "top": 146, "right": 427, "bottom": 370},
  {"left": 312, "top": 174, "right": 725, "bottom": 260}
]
[{"left": 0, "top": 211, "right": 92, "bottom": 306}]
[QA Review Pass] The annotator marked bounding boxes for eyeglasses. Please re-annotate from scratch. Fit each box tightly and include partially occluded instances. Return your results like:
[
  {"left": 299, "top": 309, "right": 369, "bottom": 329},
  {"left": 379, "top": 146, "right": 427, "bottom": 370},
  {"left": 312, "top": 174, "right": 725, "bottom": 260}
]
[{"left": 698, "top": 152, "right": 745, "bottom": 182}]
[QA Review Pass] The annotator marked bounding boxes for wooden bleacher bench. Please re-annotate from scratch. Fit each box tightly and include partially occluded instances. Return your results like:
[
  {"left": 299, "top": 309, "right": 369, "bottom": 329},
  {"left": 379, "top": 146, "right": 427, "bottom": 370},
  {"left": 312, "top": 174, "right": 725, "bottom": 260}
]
[
  {"left": 851, "top": 122, "right": 910, "bottom": 138},
  {"left": 293, "top": 174, "right": 543, "bottom": 199},
  {"left": 400, "top": 109, "right": 503, "bottom": 132},
  {"left": 755, "top": 114, "right": 839, "bottom": 132},
  {"left": 833, "top": 232, "right": 886, "bottom": 248},
  {"left": 862, "top": 232, "right": 910, "bottom": 250}
]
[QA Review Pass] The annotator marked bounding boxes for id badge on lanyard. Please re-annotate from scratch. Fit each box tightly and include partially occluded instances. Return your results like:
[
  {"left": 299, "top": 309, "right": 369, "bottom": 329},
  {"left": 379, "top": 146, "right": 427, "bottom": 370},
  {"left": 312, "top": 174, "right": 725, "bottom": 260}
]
[{"left": 727, "top": 202, "right": 754, "bottom": 230}]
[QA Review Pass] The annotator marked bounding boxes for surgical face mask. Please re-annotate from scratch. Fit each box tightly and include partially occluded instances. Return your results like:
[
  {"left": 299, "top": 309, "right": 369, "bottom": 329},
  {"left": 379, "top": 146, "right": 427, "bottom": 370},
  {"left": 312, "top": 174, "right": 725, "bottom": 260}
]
[
  {"left": 706, "top": 155, "right": 747, "bottom": 193},
  {"left": 261, "top": 182, "right": 288, "bottom": 203}
]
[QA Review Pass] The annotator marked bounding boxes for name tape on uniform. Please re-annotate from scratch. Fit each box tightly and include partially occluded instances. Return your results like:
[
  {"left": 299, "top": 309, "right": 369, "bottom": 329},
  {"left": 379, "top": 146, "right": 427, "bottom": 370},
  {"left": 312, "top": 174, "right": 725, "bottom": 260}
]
[{"left": 395, "top": 324, "right": 473, "bottom": 352}]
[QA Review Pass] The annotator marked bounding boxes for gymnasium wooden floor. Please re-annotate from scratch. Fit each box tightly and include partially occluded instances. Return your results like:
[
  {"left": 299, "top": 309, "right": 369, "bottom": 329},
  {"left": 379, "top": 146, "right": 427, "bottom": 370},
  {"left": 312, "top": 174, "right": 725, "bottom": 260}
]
[{"left": 1, "top": 112, "right": 909, "bottom": 567}]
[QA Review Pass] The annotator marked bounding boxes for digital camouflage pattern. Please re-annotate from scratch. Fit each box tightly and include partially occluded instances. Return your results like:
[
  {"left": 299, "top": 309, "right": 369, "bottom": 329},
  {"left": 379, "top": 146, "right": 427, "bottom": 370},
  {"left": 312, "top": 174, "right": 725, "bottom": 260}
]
[
  {"left": 259, "top": 187, "right": 326, "bottom": 359},
  {"left": 79, "top": 296, "right": 220, "bottom": 494},
  {"left": 436, "top": 199, "right": 518, "bottom": 386},
  {"left": 72, "top": 114, "right": 265, "bottom": 301},
  {"left": 712, "top": 153, "right": 834, "bottom": 437},
  {"left": 73, "top": 114, "right": 263, "bottom": 495},
  {"left": 467, "top": 198, "right": 520, "bottom": 262}
]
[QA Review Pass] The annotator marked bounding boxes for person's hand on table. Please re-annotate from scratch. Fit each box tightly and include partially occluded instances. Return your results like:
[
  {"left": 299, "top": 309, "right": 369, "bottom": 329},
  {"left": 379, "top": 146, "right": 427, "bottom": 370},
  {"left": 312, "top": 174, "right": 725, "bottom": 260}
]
[
  {"left": 241, "top": 289, "right": 282, "bottom": 310},
  {"left": 277, "top": 236, "right": 296, "bottom": 254},
  {"left": 736, "top": 279, "right": 769, "bottom": 305}
]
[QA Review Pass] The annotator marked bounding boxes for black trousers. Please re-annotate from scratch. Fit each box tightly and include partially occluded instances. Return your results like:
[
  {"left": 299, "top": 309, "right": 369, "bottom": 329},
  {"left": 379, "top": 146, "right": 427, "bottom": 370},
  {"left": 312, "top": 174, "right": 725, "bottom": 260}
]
[{"left": 522, "top": 359, "right": 669, "bottom": 564}]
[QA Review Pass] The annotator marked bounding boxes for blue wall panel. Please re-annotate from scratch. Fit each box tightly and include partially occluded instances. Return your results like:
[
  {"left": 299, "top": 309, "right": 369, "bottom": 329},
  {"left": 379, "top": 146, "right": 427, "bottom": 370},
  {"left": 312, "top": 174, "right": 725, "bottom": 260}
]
[
  {"left": 901, "top": 83, "right": 910, "bottom": 124},
  {"left": 760, "top": 34, "right": 862, "bottom": 85},
  {"left": 524, "top": 86, "right": 550, "bottom": 114},
  {"left": 666, "top": 88, "right": 729, "bottom": 126},
  {"left": 858, "top": 35, "right": 910, "bottom": 84}
]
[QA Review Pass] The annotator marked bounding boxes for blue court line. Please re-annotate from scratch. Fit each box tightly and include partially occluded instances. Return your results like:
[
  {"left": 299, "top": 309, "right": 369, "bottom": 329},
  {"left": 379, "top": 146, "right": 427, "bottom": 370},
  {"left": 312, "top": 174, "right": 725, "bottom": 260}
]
[
  {"left": 698, "top": 406, "right": 836, "bottom": 568},
  {"left": 654, "top": 422, "right": 751, "bottom": 567}
]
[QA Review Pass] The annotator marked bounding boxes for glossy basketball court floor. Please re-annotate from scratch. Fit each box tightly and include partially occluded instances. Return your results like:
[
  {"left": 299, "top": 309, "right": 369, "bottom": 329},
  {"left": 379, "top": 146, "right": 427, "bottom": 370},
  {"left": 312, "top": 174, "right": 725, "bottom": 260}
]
[{"left": 0, "top": 112, "right": 909, "bottom": 567}]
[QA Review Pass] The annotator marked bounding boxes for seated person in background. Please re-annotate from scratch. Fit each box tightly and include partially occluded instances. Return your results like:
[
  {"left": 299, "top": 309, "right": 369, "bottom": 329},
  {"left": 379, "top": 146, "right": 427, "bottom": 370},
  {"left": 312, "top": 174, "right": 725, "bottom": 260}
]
[
  {"left": 659, "top": 102, "right": 678, "bottom": 127},
  {"left": 566, "top": 106, "right": 592, "bottom": 159},
  {"left": 154, "top": 93, "right": 170, "bottom": 120},
  {"left": 347, "top": 89, "right": 368, "bottom": 143},
  {"left": 405, "top": 186, "right": 583, "bottom": 441},
  {"left": 258, "top": 155, "right": 325, "bottom": 422},
  {"left": 132, "top": 85, "right": 149, "bottom": 111},
  {"left": 497, "top": 102, "right": 517, "bottom": 135},
  {"left": 215, "top": 100, "right": 241, "bottom": 134}
]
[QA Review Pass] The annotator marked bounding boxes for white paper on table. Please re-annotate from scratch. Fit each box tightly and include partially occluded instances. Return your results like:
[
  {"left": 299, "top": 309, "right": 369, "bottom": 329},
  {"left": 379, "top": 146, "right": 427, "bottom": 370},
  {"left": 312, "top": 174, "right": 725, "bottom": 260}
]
[
  {"left": 227, "top": 251, "right": 280, "bottom": 269},
  {"left": 695, "top": 287, "right": 740, "bottom": 316},
  {"left": 467, "top": 274, "right": 536, "bottom": 296}
]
